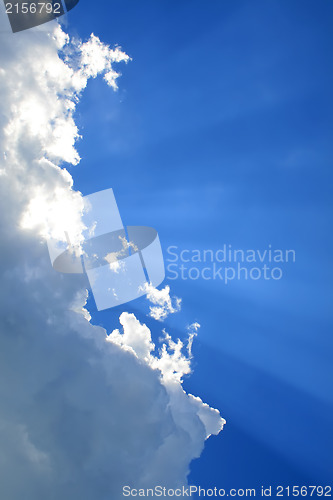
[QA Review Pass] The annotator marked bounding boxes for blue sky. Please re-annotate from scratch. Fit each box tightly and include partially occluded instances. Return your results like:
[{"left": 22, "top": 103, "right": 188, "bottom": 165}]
[{"left": 66, "top": 0, "right": 332, "bottom": 491}]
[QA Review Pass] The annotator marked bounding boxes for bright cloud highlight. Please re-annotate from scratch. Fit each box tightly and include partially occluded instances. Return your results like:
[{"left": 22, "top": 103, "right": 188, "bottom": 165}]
[{"left": 143, "top": 283, "right": 182, "bottom": 321}]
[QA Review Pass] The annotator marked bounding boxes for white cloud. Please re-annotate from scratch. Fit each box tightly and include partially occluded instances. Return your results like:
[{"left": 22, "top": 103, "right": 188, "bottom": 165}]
[
  {"left": 107, "top": 312, "right": 156, "bottom": 362},
  {"left": 107, "top": 312, "right": 195, "bottom": 384},
  {"left": 143, "top": 283, "right": 182, "bottom": 321},
  {"left": 187, "top": 322, "right": 200, "bottom": 357},
  {"left": 107, "top": 312, "right": 225, "bottom": 444},
  {"left": 0, "top": 20, "right": 224, "bottom": 499}
]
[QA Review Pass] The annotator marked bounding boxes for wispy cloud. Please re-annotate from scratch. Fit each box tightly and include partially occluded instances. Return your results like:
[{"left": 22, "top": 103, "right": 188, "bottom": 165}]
[{"left": 143, "top": 283, "right": 182, "bottom": 321}]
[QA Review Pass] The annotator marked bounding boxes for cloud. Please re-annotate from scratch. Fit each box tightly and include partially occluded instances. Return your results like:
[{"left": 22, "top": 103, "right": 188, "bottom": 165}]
[
  {"left": 107, "top": 312, "right": 156, "bottom": 362},
  {"left": 107, "top": 312, "right": 225, "bottom": 481},
  {"left": 187, "top": 322, "right": 200, "bottom": 357},
  {"left": 108, "top": 312, "right": 195, "bottom": 384},
  {"left": 143, "top": 283, "right": 182, "bottom": 321},
  {"left": 0, "top": 20, "right": 224, "bottom": 499}
]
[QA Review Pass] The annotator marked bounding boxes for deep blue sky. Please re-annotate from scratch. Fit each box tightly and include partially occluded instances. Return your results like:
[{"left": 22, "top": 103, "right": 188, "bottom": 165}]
[{"left": 65, "top": 0, "right": 332, "bottom": 492}]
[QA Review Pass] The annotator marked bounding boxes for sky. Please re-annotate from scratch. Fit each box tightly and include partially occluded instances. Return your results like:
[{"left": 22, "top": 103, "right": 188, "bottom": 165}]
[
  {"left": 69, "top": 0, "right": 333, "bottom": 488},
  {"left": 0, "top": 0, "right": 333, "bottom": 498}
]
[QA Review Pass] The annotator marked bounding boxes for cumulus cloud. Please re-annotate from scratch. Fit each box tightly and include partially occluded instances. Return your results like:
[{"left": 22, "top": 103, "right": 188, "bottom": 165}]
[
  {"left": 143, "top": 283, "right": 182, "bottom": 321},
  {"left": 108, "top": 312, "right": 197, "bottom": 384},
  {"left": 107, "top": 313, "right": 225, "bottom": 478},
  {"left": 0, "top": 20, "right": 224, "bottom": 500}
]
